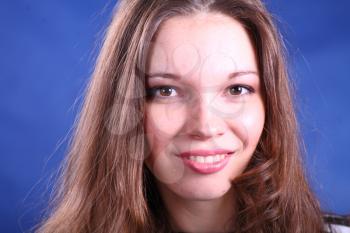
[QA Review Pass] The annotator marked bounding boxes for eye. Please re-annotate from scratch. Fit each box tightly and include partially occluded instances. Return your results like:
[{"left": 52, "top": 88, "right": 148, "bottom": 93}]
[
  {"left": 146, "top": 86, "right": 179, "bottom": 99},
  {"left": 227, "top": 84, "right": 254, "bottom": 96}
]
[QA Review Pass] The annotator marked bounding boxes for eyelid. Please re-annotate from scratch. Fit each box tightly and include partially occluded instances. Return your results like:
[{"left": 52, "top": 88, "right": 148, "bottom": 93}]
[
  {"left": 226, "top": 84, "right": 255, "bottom": 96},
  {"left": 146, "top": 84, "right": 255, "bottom": 101},
  {"left": 146, "top": 85, "right": 181, "bottom": 99}
]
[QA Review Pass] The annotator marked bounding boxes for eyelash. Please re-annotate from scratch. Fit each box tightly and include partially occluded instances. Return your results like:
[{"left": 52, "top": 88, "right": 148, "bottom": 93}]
[
  {"left": 146, "top": 84, "right": 254, "bottom": 100},
  {"left": 146, "top": 86, "right": 179, "bottom": 99},
  {"left": 228, "top": 84, "right": 255, "bottom": 96}
]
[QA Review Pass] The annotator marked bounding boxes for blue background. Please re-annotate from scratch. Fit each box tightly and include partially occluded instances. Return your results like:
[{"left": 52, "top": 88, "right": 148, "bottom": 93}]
[{"left": 0, "top": 0, "right": 349, "bottom": 232}]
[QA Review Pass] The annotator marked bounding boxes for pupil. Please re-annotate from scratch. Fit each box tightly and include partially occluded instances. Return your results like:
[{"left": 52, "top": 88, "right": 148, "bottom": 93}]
[
  {"left": 230, "top": 86, "right": 242, "bottom": 95},
  {"left": 160, "top": 87, "right": 172, "bottom": 96}
]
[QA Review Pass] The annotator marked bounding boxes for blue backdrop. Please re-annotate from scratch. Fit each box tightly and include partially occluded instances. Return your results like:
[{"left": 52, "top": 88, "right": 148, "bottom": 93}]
[{"left": 1, "top": 1, "right": 349, "bottom": 232}]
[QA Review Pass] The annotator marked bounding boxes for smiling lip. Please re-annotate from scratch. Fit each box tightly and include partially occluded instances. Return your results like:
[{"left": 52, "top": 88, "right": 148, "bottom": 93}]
[
  {"left": 178, "top": 149, "right": 234, "bottom": 174},
  {"left": 179, "top": 149, "right": 234, "bottom": 158}
]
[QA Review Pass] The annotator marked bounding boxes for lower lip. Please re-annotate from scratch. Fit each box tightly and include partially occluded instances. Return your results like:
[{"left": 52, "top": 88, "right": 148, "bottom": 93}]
[{"left": 181, "top": 154, "right": 231, "bottom": 174}]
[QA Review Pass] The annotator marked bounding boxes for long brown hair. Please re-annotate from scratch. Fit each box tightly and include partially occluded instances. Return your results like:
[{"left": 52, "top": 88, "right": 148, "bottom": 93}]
[{"left": 36, "top": 0, "right": 325, "bottom": 232}]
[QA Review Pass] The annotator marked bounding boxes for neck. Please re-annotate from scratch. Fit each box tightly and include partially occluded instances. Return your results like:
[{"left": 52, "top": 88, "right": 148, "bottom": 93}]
[{"left": 158, "top": 185, "right": 236, "bottom": 233}]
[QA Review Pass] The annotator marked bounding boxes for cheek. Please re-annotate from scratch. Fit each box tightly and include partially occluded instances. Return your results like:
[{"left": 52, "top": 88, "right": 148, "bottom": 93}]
[
  {"left": 226, "top": 98, "right": 265, "bottom": 178},
  {"left": 227, "top": 97, "right": 265, "bottom": 147},
  {"left": 245, "top": 98, "right": 265, "bottom": 143},
  {"left": 144, "top": 103, "right": 188, "bottom": 184},
  {"left": 144, "top": 103, "right": 186, "bottom": 160}
]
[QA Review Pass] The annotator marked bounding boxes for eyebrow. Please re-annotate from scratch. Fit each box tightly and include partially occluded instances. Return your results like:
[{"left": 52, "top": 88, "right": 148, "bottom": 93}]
[{"left": 146, "top": 70, "right": 258, "bottom": 80}]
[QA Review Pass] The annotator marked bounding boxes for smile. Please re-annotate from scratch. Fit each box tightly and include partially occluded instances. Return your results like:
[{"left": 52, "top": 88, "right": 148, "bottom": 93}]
[
  {"left": 178, "top": 149, "right": 234, "bottom": 174},
  {"left": 187, "top": 154, "right": 226, "bottom": 163}
]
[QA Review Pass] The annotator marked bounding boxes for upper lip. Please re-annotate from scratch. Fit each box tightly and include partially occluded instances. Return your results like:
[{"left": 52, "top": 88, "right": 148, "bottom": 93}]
[{"left": 178, "top": 149, "right": 234, "bottom": 158}]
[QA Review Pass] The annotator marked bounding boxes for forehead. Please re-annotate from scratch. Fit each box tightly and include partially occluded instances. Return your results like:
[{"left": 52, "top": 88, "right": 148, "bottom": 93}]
[{"left": 147, "top": 12, "right": 258, "bottom": 76}]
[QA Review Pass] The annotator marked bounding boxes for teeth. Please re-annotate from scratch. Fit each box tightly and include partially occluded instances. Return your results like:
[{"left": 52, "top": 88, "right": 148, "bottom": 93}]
[
  {"left": 187, "top": 154, "right": 227, "bottom": 163},
  {"left": 198, "top": 156, "right": 205, "bottom": 163},
  {"left": 213, "top": 155, "right": 220, "bottom": 162},
  {"left": 205, "top": 156, "right": 213, "bottom": 163}
]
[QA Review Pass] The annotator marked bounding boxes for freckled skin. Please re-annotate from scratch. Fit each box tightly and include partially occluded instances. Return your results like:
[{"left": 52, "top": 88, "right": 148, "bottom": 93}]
[{"left": 144, "top": 12, "right": 265, "bottom": 232}]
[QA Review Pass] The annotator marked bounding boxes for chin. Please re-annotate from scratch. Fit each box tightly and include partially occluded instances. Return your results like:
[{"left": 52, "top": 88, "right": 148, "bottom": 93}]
[{"left": 164, "top": 176, "right": 234, "bottom": 201}]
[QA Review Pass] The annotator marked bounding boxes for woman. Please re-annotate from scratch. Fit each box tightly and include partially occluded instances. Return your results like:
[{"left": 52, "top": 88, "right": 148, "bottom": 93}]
[{"left": 37, "top": 0, "right": 332, "bottom": 232}]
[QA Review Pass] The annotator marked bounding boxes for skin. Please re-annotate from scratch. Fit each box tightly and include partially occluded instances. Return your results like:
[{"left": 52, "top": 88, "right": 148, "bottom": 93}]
[{"left": 144, "top": 12, "right": 265, "bottom": 233}]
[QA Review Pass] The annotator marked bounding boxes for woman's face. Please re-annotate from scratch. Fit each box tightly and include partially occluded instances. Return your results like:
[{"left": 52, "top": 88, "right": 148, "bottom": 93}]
[{"left": 144, "top": 13, "right": 265, "bottom": 200}]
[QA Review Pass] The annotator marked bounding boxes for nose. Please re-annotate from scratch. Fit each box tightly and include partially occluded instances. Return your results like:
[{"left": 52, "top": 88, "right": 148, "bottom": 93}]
[{"left": 186, "top": 94, "right": 225, "bottom": 140}]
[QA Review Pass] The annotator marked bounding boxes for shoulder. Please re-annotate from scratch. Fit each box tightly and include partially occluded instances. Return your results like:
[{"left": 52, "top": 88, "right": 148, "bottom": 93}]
[
  {"left": 324, "top": 214, "right": 350, "bottom": 233},
  {"left": 325, "top": 224, "right": 350, "bottom": 233}
]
